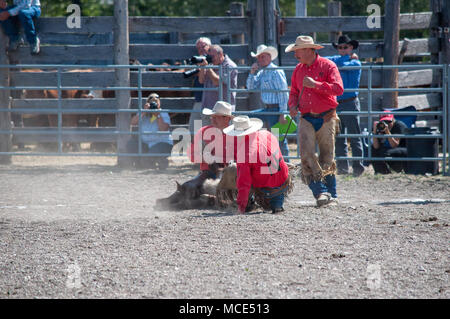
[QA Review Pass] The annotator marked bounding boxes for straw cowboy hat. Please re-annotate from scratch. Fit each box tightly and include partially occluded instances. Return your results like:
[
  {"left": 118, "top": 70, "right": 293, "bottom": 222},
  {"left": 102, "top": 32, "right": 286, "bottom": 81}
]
[
  {"left": 202, "top": 101, "right": 234, "bottom": 117},
  {"left": 285, "top": 35, "right": 324, "bottom": 53},
  {"left": 332, "top": 34, "right": 359, "bottom": 50},
  {"left": 250, "top": 44, "right": 278, "bottom": 61},
  {"left": 223, "top": 115, "right": 263, "bottom": 137}
]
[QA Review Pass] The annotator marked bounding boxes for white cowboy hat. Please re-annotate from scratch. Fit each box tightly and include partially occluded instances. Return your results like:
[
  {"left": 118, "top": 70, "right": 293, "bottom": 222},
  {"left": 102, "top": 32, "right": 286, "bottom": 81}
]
[
  {"left": 250, "top": 44, "right": 278, "bottom": 61},
  {"left": 285, "top": 35, "right": 324, "bottom": 53},
  {"left": 223, "top": 115, "right": 263, "bottom": 137},
  {"left": 202, "top": 101, "right": 234, "bottom": 117}
]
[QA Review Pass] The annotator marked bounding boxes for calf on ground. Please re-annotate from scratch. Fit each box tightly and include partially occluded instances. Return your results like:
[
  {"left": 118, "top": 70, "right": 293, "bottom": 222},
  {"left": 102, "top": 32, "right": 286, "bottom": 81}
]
[{"left": 155, "top": 163, "right": 238, "bottom": 210}]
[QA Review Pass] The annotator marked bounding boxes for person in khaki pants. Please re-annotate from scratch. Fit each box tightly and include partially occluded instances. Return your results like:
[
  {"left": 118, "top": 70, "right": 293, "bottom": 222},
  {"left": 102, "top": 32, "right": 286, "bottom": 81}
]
[{"left": 286, "top": 35, "right": 344, "bottom": 207}]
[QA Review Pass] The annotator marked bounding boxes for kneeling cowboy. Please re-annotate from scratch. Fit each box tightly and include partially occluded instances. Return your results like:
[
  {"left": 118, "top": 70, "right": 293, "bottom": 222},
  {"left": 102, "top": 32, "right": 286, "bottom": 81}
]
[
  {"left": 286, "top": 35, "right": 344, "bottom": 207},
  {"left": 186, "top": 101, "right": 236, "bottom": 198},
  {"left": 223, "top": 116, "right": 293, "bottom": 214}
]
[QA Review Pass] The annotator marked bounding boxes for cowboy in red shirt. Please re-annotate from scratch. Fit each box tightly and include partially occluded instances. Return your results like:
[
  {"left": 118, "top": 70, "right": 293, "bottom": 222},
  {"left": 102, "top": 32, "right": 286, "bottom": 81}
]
[
  {"left": 186, "top": 101, "right": 236, "bottom": 195},
  {"left": 223, "top": 116, "right": 291, "bottom": 214},
  {"left": 286, "top": 35, "right": 344, "bottom": 207}
]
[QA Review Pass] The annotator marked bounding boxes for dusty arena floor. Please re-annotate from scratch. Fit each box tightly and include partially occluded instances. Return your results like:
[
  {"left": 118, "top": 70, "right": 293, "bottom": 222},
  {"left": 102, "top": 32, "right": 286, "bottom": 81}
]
[{"left": 0, "top": 154, "right": 449, "bottom": 299}]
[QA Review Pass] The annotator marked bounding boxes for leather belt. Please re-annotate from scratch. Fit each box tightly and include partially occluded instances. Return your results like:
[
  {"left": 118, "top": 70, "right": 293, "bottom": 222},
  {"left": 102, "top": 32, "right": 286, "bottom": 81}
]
[
  {"left": 264, "top": 103, "right": 279, "bottom": 109},
  {"left": 338, "top": 96, "right": 357, "bottom": 104},
  {"left": 257, "top": 175, "right": 289, "bottom": 196}
]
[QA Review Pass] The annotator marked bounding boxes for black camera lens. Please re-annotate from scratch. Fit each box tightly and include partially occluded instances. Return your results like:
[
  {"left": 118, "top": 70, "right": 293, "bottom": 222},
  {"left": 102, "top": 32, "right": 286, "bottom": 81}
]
[
  {"left": 189, "top": 55, "right": 212, "bottom": 64},
  {"left": 183, "top": 68, "right": 200, "bottom": 78},
  {"left": 149, "top": 101, "right": 158, "bottom": 109},
  {"left": 376, "top": 121, "right": 386, "bottom": 134},
  {"left": 190, "top": 56, "right": 205, "bottom": 64}
]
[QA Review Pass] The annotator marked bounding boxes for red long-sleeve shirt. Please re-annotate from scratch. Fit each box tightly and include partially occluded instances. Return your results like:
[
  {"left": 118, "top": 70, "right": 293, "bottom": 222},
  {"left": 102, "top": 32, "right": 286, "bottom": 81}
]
[
  {"left": 188, "top": 125, "right": 237, "bottom": 171},
  {"left": 235, "top": 130, "right": 289, "bottom": 212},
  {"left": 288, "top": 54, "right": 344, "bottom": 114}
]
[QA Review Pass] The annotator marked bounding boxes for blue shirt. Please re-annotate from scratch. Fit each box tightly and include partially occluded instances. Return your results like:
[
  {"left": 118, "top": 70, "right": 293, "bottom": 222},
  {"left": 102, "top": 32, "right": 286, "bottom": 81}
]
[
  {"left": 246, "top": 62, "right": 289, "bottom": 112},
  {"left": 325, "top": 55, "right": 361, "bottom": 101},
  {"left": 8, "top": 0, "right": 40, "bottom": 16},
  {"left": 140, "top": 112, "right": 173, "bottom": 149}
]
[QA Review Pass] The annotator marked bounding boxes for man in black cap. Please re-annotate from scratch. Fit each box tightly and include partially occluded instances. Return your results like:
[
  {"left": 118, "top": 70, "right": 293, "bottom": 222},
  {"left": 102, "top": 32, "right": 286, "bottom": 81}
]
[{"left": 326, "top": 34, "right": 365, "bottom": 177}]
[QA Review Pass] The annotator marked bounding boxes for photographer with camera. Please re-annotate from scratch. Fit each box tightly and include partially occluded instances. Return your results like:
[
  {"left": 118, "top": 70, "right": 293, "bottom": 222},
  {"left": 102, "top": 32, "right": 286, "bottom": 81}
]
[
  {"left": 371, "top": 111, "right": 407, "bottom": 174},
  {"left": 187, "top": 37, "right": 212, "bottom": 136},
  {"left": 198, "top": 44, "right": 238, "bottom": 118},
  {"left": 127, "top": 93, "right": 173, "bottom": 170}
]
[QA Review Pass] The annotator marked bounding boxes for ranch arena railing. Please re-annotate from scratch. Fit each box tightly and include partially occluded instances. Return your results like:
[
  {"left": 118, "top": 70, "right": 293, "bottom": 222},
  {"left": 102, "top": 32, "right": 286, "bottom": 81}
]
[{"left": 0, "top": 63, "right": 448, "bottom": 176}]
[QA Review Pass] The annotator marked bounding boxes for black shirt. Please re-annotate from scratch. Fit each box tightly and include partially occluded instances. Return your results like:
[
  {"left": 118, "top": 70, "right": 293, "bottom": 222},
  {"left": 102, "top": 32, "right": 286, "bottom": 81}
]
[{"left": 391, "top": 120, "right": 407, "bottom": 148}]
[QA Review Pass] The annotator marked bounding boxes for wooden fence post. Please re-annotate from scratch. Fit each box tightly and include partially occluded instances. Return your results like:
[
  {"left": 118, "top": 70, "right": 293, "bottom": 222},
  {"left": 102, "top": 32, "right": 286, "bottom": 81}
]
[
  {"left": 430, "top": 0, "right": 442, "bottom": 87},
  {"left": 0, "top": 27, "right": 11, "bottom": 164},
  {"left": 246, "top": 0, "right": 264, "bottom": 111},
  {"left": 230, "top": 2, "right": 245, "bottom": 65},
  {"left": 114, "top": 0, "right": 131, "bottom": 167},
  {"left": 230, "top": 2, "right": 245, "bottom": 45},
  {"left": 442, "top": 0, "right": 450, "bottom": 174},
  {"left": 328, "top": 1, "right": 341, "bottom": 43},
  {"left": 247, "top": 0, "right": 264, "bottom": 54},
  {"left": 295, "top": 0, "right": 307, "bottom": 17},
  {"left": 264, "top": 0, "right": 277, "bottom": 47},
  {"left": 295, "top": 0, "right": 315, "bottom": 41},
  {"left": 441, "top": 0, "right": 450, "bottom": 65},
  {"left": 382, "top": 0, "right": 400, "bottom": 109}
]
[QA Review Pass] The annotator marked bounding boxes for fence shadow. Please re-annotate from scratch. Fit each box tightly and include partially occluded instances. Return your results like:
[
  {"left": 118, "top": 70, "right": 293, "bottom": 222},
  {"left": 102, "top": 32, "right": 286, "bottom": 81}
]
[{"left": 377, "top": 199, "right": 450, "bottom": 205}]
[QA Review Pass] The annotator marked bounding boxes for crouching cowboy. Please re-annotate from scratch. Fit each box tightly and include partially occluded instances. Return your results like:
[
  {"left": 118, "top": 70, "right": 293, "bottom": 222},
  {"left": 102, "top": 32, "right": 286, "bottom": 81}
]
[
  {"left": 185, "top": 101, "right": 237, "bottom": 199},
  {"left": 223, "top": 116, "right": 293, "bottom": 214}
]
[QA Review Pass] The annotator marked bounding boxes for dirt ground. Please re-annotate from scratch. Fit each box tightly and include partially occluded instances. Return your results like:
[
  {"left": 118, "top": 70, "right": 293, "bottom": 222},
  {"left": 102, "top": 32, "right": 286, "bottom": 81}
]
[{"left": 0, "top": 153, "right": 449, "bottom": 299}]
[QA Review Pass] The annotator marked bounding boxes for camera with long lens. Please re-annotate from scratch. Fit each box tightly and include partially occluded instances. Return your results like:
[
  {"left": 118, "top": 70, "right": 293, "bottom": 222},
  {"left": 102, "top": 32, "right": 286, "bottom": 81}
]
[
  {"left": 183, "top": 55, "right": 213, "bottom": 78},
  {"left": 376, "top": 121, "right": 387, "bottom": 134},
  {"left": 188, "top": 55, "right": 212, "bottom": 64}
]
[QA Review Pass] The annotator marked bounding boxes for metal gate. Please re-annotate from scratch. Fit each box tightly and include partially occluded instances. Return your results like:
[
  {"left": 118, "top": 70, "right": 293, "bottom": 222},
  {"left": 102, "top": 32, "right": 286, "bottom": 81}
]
[{"left": 0, "top": 63, "right": 449, "bottom": 175}]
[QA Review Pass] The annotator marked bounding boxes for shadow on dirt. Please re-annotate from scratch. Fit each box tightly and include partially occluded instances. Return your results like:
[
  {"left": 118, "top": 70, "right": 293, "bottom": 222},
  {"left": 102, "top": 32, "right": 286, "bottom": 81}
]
[
  {"left": 377, "top": 199, "right": 450, "bottom": 206},
  {"left": 1, "top": 163, "right": 198, "bottom": 176},
  {"left": 138, "top": 164, "right": 197, "bottom": 176},
  {"left": 194, "top": 210, "right": 265, "bottom": 218}
]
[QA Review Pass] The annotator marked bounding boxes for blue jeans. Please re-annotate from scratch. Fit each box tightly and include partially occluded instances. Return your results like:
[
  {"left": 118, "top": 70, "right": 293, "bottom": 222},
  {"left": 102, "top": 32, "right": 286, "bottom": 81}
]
[
  {"left": 308, "top": 174, "right": 337, "bottom": 198},
  {"left": 251, "top": 107, "right": 289, "bottom": 161},
  {"left": 335, "top": 97, "right": 364, "bottom": 173},
  {"left": 0, "top": 5, "right": 41, "bottom": 44},
  {"left": 258, "top": 185, "right": 286, "bottom": 210}
]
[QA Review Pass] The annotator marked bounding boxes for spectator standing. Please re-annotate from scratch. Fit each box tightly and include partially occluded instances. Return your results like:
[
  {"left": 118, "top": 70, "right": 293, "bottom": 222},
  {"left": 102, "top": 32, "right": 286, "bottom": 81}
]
[
  {"left": 325, "top": 35, "right": 365, "bottom": 177},
  {"left": 188, "top": 37, "right": 211, "bottom": 135},
  {"left": 198, "top": 44, "right": 238, "bottom": 113},
  {"left": 246, "top": 44, "right": 290, "bottom": 159}
]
